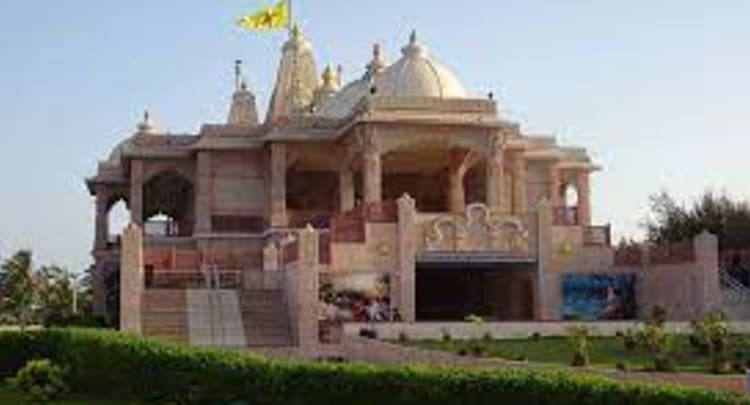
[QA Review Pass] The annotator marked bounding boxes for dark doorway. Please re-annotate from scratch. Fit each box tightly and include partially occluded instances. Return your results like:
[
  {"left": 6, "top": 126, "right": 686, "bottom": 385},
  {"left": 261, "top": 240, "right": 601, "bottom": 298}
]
[{"left": 415, "top": 259, "right": 535, "bottom": 321}]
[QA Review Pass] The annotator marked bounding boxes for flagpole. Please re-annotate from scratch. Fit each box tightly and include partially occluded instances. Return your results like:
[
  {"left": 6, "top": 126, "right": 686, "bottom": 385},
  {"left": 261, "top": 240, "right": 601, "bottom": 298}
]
[{"left": 287, "top": 0, "right": 293, "bottom": 32}]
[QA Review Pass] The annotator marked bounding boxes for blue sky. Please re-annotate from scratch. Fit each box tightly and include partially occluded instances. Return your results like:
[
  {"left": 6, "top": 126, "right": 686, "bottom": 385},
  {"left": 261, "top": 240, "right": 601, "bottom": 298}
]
[{"left": 1, "top": 1, "right": 749, "bottom": 271}]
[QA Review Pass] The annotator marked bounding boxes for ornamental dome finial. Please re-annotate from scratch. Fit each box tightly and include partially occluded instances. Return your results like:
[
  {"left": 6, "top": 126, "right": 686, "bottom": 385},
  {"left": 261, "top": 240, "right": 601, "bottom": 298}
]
[
  {"left": 366, "top": 43, "right": 386, "bottom": 76},
  {"left": 136, "top": 110, "right": 156, "bottom": 134},
  {"left": 402, "top": 29, "right": 427, "bottom": 58}
]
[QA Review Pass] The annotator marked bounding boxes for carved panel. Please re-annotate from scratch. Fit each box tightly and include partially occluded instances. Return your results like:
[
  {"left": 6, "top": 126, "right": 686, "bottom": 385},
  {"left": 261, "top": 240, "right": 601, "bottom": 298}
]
[{"left": 422, "top": 203, "right": 529, "bottom": 253}]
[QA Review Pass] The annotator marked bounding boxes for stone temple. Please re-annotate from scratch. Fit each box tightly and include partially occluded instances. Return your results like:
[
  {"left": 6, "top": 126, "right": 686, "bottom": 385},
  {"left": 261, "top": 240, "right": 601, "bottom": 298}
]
[{"left": 87, "top": 27, "right": 731, "bottom": 348}]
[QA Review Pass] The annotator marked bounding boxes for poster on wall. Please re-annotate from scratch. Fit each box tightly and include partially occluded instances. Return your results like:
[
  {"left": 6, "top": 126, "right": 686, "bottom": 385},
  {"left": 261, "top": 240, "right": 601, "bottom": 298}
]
[
  {"left": 561, "top": 274, "right": 636, "bottom": 320},
  {"left": 319, "top": 274, "right": 395, "bottom": 322}
]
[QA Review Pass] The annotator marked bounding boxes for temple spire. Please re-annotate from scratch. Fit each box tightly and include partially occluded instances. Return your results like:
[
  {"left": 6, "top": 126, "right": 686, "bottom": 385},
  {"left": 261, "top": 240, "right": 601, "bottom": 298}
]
[
  {"left": 227, "top": 60, "right": 259, "bottom": 126},
  {"left": 265, "top": 23, "right": 318, "bottom": 124}
]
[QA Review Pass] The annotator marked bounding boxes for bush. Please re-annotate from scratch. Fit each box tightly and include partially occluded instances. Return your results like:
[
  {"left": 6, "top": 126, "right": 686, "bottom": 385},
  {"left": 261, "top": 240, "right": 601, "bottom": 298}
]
[
  {"left": 0, "top": 328, "right": 745, "bottom": 404},
  {"left": 567, "top": 326, "right": 591, "bottom": 367},
  {"left": 397, "top": 331, "right": 409, "bottom": 343},
  {"left": 619, "top": 327, "right": 639, "bottom": 351},
  {"left": 7, "top": 358, "right": 68, "bottom": 402}
]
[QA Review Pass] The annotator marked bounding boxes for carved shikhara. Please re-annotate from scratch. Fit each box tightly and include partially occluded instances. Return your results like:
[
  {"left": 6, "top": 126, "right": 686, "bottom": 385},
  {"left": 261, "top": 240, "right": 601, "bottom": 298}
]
[{"left": 422, "top": 203, "right": 529, "bottom": 253}]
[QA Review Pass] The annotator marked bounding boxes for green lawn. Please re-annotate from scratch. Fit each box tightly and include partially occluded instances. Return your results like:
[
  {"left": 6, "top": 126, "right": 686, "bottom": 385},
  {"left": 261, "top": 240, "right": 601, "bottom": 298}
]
[
  {"left": 0, "top": 385, "right": 128, "bottom": 404},
  {"left": 399, "top": 335, "right": 750, "bottom": 373}
]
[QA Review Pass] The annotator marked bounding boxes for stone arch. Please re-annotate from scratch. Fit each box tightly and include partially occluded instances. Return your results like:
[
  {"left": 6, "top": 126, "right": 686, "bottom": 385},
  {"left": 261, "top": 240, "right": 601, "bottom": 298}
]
[
  {"left": 107, "top": 198, "right": 130, "bottom": 238},
  {"left": 142, "top": 170, "right": 194, "bottom": 236}
]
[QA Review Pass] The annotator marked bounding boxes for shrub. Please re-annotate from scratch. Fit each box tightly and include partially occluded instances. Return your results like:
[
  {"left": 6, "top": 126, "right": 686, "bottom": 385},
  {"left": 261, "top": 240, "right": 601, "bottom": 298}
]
[
  {"left": 567, "top": 326, "right": 591, "bottom": 367},
  {"left": 482, "top": 331, "right": 493, "bottom": 342},
  {"left": 0, "top": 328, "right": 746, "bottom": 405},
  {"left": 7, "top": 358, "right": 68, "bottom": 402},
  {"left": 649, "top": 306, "right": 668, "bottom": 326},
  {"left": 530, "top": 332, "right": 541, "bottom": 341},
  {"left": 397, "top": 331, "right": 409, "bottom": 342},
  {"left": 615, "top": 362, "right": 630, "bottom": 372},
  {"left": 619, "top": 327, "right": 639, "bottom": 351}
]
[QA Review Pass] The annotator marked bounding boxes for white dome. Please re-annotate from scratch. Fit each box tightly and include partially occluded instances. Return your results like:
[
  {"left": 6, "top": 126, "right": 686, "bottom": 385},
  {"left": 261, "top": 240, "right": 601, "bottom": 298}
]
[
  {"left": 315, "top": 78, "right": 369, "bottom": 118},
  {"left": 375, "top": 31, "right": 466, "bottom": 99}
]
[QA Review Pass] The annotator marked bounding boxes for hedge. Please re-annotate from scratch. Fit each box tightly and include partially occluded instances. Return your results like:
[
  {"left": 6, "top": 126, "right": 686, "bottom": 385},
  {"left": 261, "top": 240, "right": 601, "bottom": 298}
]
[{"left": 0, "top": 328, "right": 746, "bottom": 404}]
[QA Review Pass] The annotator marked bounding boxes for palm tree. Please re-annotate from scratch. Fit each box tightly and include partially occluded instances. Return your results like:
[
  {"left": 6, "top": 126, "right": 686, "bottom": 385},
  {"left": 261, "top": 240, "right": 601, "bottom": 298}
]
[{"left": 0, "top": 250, "right": 37, "bottom": 329}]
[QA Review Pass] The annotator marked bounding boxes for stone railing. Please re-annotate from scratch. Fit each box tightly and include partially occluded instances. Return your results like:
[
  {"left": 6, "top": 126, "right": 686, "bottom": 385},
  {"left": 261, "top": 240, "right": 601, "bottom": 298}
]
[
  {"left": 329, "top": 201, "right": 398, "bottom": 243},
  {"left": 144, "top": 269, "right": 241, "bottom": 289},
  {"left": 613, "top": 244, "right": 643, "bottom": 266},
  {"left": 613, "top": 239, "right": 696, "bottom": 267},
  {"left": 649, "top": 240, "right": 695, "bottom": 265}
]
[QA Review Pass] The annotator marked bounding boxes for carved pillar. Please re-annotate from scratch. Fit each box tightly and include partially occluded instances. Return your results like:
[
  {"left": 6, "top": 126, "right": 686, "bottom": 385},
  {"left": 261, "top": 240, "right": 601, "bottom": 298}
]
[
  {"left": 94, "top": 188, "right": 109, "bottom": 249},
  {"left": 362, "top": 133, "right": 382, "bottom": 204},
  {"left": 396, "top": 194, "right": 417, "bottom": 322},
  {"left": 695, "top": 231, "right": 720, "bottom": 315},
  {"left": 129, "top": 160, "right": 144, "bottom": 225},
  {"left": 120, "top": 223, "right": 144, "bottom": 333},
  {"left": 295, "top": 225, "right": 320, "bottom": 351},
  {"left": 448, "top": 149, "right": 466, "bottom": 213},
  {"left": 485, "top": 133, "right": 504, "bottom": 211},
  {"left": 339, "top": 169, "right": 355, "bottom": 212},
  {"left": 547, "top": 163, "right": 561, "bottom": 208},
  {"left": 195, "top": 152, "right": 212, "bottom": 234},
  {"left": 535, "top": 198, "right": 556, "bottom": 320},
  {"left": 269, "top": 143, "right": 288, "bottom": 227},
  {"left": 575, "top": 170, "right": 591, "bottom": 226},
  {"left": 512, "top": 151, "right": 527, "bottom": 215}
]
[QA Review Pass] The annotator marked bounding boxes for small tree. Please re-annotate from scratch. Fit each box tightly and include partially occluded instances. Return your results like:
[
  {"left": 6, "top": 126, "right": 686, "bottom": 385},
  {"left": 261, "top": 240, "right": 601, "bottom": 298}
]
[
  {"left": 38, "top": 265, "right": 75, "bottom": 326},
  {"left": 0, "top": 250, "right": 38, "bottom": 329},
  {"left": 567, "top": 325, "right": 591, "bottom": 367}
]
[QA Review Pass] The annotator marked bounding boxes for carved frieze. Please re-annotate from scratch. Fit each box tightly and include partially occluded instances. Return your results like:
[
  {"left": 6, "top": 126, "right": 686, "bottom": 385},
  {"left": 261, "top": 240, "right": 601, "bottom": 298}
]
[{"left": 422, "top": 203, "right": 529, "bottom": 253}]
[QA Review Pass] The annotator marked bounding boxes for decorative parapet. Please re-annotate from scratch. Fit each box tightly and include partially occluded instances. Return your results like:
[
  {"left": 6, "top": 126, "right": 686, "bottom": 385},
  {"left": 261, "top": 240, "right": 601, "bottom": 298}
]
[
  {"left": 419, "top": 203, "right": 529, "bottom": 254},
  {"left": 613, "top": 238, "right": 697, "bottom": 267}
]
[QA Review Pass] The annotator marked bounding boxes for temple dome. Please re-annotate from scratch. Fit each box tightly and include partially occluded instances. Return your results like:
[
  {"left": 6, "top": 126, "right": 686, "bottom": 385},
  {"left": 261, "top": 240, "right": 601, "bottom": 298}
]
[{"left": 375, "top": 31, "right": 466, "bottom": 99}]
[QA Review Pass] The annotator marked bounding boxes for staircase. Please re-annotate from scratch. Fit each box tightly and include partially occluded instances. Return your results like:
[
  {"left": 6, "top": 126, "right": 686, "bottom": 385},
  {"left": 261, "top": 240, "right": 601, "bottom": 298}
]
[
  {"left": 186, "top": 289, "right": 247, "bottom": 347},
  {"left": 142, "top": 290, "right": 189, "bottom": 345},
  {"left": 240, "top": 289, "right": 293, "bottom": 347}
]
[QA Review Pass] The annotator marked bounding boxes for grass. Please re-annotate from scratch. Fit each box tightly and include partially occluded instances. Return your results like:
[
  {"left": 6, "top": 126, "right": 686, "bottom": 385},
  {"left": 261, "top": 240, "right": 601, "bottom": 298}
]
[
  {"left": 399, "top": 335, "right": 750, "bottom": 373},
  {"left": 0, "top": 385, "right": 128, "bottom": 404}
]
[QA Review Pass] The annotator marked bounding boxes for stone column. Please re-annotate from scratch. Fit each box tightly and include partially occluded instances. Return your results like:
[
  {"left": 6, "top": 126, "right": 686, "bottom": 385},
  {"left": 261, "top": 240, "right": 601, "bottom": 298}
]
[
  {"left": 512, "top": 151, "right": 527, "bottom": 215},
  {"left": 339, "top": 169, "right": 355, "bottom": 212},
  {"left": 396, "top": 194, "right": 417, "bottom": 322},
  {"left": 485, "top": 133, "right": 504, "bottom": 211},
  {"left": 448, "top": 149, "right": 467, "bottom": 214},
  {"left": 195, "top": 152, "right": 213, "bottom": 234},
  {"left": 94, "top": 189, "right": 109, "bottom": 249},
  {"left": 91, "top": 260, "right": 108, "bottom": 318},
  {"left": 129, "top": 160, "right": 144, "bottom": 225},
  {"left": 547, "top": 163, "right": 561, "bottom": 208},
  {"left": 363, "top": 150, "right": 382, "bottom": 204},
  {"left": 575, "top": 170, "right": 591, "bottom": 226},
  {"left": 296, "top": 225, "right": 320, "bottom": 351},
  {"left": 694, "top": 231, "right": 720, "bottom": 314},
  {"left": 269, "top": 143, "right": 288, "bottom": 227},
  {"left": 534, "top": 198, "right": 557, "bottom": 320},
  {"left": 120, "top": 223, "right": 144, "bottom": 333}
]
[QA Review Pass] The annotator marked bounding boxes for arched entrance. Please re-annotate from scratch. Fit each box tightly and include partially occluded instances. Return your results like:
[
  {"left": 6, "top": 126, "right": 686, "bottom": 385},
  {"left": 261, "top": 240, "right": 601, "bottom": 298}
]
[{"left": 142, "top": 170, "right": 194, "bottom": 236}]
